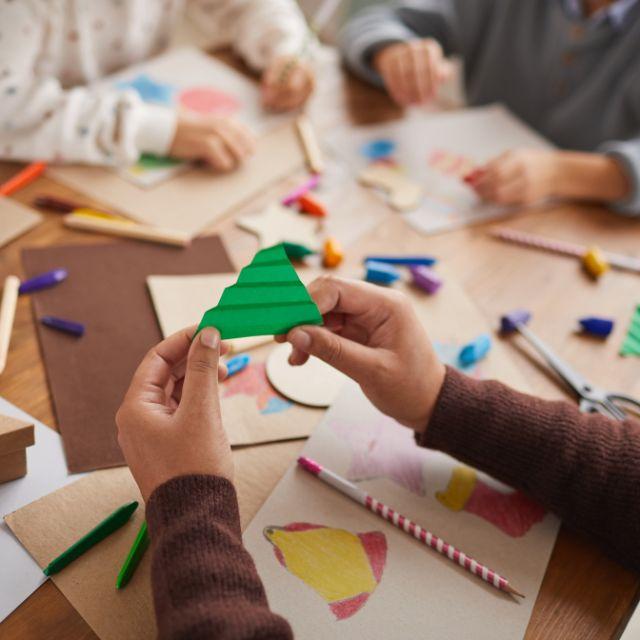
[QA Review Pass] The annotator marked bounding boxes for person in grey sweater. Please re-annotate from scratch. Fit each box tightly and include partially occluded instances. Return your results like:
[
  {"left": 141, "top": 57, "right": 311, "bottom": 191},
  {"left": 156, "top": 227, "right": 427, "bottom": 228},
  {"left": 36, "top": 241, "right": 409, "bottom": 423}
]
[{"left": 340, "top": 0, "right": 640, "bottom": 216}]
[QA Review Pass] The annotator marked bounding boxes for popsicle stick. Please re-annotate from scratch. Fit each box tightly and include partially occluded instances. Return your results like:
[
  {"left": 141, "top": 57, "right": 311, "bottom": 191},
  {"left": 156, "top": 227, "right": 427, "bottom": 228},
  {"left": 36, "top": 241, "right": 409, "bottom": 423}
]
[
  {"left": 63, "top": 214, "right": 191, "bottom": 247},
  {"left": 0, "top": 276, "right": 20, "bottom": 374},
  {"left": 296, "top": 116, "right": 324, "bottom": 175}
]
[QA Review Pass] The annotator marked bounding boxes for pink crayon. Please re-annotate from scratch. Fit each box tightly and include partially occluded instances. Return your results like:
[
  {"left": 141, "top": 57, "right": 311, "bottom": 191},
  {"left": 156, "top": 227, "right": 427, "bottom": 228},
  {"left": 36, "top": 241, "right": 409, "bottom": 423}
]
[
  {"left": 297, "top": 456, "right": 524, "bottom": 598},
  {"left": 281, "top": 174, "right": 321, "bottom": 206}
]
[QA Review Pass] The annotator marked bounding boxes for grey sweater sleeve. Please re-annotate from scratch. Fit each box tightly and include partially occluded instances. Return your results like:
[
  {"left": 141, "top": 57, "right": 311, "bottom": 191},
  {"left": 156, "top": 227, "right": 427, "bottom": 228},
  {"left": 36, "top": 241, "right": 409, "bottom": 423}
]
[
  {"left": 339, "top": 0, "right": 460, "bottom": 87},
  {"left": 600, "top": 135, "right": 640, "bottom": 216}
]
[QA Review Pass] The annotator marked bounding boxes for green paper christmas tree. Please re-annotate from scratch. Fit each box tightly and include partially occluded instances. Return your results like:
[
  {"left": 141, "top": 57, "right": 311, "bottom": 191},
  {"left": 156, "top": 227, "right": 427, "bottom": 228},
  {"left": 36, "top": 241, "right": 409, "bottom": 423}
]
[
  {"left": 620, "top": 304, "right": 640, "bottom": 357},
  {"left": 196, "top": 244, "right": 323, "bottom": 339}
]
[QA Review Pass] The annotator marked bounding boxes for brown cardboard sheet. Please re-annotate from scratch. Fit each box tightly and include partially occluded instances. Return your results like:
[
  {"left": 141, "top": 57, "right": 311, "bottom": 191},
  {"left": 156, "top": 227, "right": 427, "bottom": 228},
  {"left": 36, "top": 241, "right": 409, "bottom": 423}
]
[{"left": 22, "top": 236, "right": 233, "bottom": 473}]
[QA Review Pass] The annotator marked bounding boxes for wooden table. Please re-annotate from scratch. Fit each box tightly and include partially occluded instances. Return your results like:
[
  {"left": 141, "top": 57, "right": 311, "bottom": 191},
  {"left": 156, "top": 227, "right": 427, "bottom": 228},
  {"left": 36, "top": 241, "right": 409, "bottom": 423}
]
[{"left": 1, "top": 51, "right": 639, "bottom": 640}]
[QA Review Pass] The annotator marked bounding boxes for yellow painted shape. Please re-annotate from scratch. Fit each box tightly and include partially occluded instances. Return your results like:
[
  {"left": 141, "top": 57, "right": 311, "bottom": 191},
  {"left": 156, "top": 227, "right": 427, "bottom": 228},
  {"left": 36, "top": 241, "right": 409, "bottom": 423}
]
[
  {"left": 582, "top": 246, "right": 609, "bottom": 278},
  {"left": 266, "top": 527, "right": 376, "bottom": 602},
  {"left": 436, "top": 465, "right": 478, "bottom": 511}
]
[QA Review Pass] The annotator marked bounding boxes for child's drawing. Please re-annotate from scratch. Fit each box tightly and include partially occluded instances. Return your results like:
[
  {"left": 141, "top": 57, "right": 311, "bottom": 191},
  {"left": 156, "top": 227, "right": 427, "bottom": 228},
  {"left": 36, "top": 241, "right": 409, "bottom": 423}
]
[
  {"left": 428, "top": 149, "right": 476, "bottom": 179},
  {"left": 327, "top": 105, "right": 553, "bottom": 235},
  {"left": 263, "top": 522, "right": 387, "bottom": 620},
  {"left": 436, "top": 466, "right": 546, "bottom": 538},
  {"left": 222, "top": 362, "right": 292, "bottom": 415},
  {"left": 117, "top": 75, "right": 241, "bottom": 187},
  {"left": 328, "top": 342, "right": 482, "bottom": 496}
]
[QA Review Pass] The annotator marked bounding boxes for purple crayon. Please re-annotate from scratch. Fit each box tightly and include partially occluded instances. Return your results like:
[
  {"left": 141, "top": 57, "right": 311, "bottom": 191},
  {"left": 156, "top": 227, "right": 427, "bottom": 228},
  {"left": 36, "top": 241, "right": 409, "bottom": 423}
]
[
  {"left": 500, "top": 309, "right": 532, "bottom": 334},
  {"left": 19, "top": 269, "right": 68, "bottom": 294},
  {"left": 410, "top": 266, "right": 442, "bottom": 294},
  {"left": 41, "top": 316, "right": 85, "bottom": 337}
]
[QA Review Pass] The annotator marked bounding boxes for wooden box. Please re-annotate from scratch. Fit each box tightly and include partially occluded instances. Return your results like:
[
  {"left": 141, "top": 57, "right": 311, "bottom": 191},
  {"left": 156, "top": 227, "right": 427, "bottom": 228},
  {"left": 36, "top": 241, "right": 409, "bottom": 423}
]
[{"left": 0, "top": 414, "right": 35, "bottom": 484}]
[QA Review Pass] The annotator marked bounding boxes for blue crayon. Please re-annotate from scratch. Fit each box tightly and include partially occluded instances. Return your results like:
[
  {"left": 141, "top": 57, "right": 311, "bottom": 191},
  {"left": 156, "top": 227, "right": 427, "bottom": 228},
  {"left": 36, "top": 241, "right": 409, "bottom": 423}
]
[
  {"left": 365, "top": 260, "right": 401, "bottom": 285},
  {"left": 41, "top": 316, "right": 85, "bottom": 337},
  {"left": 364, "top": 255, "right": 437, "bottom": 267},
  {"left": 360, "top": 139, "right": 396, "bottom": 160},
  {"left": 226, "top": 353, "right": 250, "bottom": 377},
  {"left": 459, "top": 334, "right": 492, "bottom": 367},
  {"left": 500, "top": 309, "right": 532, "bottom": 334},
  {"left": 19, "top": 268, "right": 68, "bottom": 294},
  {"left": 579, "top": 316, "right": 614, "bottom": 338}
]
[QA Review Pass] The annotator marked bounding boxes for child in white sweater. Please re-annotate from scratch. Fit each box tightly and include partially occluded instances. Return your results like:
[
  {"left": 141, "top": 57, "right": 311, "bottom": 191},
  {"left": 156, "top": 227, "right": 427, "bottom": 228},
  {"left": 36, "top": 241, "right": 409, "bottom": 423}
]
[{"left": 0, "top": 0, "right": 314, "bottom": 172}]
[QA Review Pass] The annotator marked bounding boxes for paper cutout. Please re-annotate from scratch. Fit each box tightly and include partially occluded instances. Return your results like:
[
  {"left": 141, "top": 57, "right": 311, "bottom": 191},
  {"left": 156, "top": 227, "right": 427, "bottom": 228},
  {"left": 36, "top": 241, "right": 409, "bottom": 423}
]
[
  {"left": 436, "top": 466, "right": 546, "bottom": 538},
  {"left": 360, "top": 139, "right": 396, "bottom": 161},
  {"left": 358, "top": 164, "right": 423, "bottom": 212},
  {"left": 266, "top": 343, "right": 348, "bottom": 408},
  {"left": 197, "top": 244, "right": 323, "bottom": 339},
  {"left": 620, "top": 305, "right": 640, "bottom": 357},
  {"left": 237, "top": 203, "right": 320, "bottom": 249},
  {"left": 264, "top": 522, "right": 386, "bottom": 620},
  {"left": 222, "top": 361, "right": 292, "bottom": 415}
]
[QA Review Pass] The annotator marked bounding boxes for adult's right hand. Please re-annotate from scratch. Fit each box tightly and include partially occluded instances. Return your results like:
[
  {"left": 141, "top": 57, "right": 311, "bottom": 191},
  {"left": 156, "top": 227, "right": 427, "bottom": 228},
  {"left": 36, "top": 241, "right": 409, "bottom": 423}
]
[{"left": 278, "top": 277, "right": 446, "bottom": 432}]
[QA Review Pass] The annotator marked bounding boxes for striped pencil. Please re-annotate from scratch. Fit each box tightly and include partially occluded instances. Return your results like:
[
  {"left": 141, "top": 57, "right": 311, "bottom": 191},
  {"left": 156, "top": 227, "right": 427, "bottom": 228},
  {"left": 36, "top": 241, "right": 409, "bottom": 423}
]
[
  {"left": 491, "top": 227, "right": 640, "bottom": 274},
  {"left": 297, "top": 456, "right": 524, "bottom": 598}
]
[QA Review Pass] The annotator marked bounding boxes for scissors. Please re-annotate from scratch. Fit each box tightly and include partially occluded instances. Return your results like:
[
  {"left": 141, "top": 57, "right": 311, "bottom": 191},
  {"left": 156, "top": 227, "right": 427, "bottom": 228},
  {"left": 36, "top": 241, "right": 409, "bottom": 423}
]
[{"left": 505, "top": 319, "right": 640, "bottom": 421}]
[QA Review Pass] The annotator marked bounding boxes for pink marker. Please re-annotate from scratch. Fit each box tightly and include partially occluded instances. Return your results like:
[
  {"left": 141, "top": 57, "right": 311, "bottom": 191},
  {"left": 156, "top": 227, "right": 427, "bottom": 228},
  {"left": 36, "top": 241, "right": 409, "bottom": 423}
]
[
  {"left": 297, "top": 456, "right": 524, "bottom": 598},
  {"left": 281, "top": 174, "right": 321, "bottom": 206}
]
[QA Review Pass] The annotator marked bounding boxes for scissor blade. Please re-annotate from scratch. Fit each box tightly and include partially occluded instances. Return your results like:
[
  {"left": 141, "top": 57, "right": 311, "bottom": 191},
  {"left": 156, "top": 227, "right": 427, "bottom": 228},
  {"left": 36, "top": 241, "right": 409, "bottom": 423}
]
[{"left": 516, "top": 324, "right": 594, "bottom": 399}]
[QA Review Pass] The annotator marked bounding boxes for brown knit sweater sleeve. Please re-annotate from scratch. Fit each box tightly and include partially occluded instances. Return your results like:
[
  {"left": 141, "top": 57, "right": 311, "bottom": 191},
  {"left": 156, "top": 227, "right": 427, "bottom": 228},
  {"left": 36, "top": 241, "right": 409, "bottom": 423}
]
[
  {"left": 145, "top": 474, "right": 293, "bottom": 640},
  {"left": 419, "top": 366, "right": 640, "bottom": 571}
]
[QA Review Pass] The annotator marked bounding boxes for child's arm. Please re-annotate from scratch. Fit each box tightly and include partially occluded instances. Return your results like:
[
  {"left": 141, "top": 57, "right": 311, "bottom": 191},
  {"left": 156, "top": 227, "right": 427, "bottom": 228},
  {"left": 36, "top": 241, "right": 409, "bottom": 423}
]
[
  {"left": 116, "top": 327, "right": 292, "bottom": 639},
  {"left": 282, "top": 277, "right": 640, "bottom": 571},
  {"left": 186, "top": 0, "right": 314, "bottom": 111},
  {"left": 469, "top": 149, "right": 636, "bottom": 214},
  {"left": 0, "top": 3, "right": 175, "bottom": 165},
  {"left": 339, "top": 0, "right": 492, "bottom": 103}
]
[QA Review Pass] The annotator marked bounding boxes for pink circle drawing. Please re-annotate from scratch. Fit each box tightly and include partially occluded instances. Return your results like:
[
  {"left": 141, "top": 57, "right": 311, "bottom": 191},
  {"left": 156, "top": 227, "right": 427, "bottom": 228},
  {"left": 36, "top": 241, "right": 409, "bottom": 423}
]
[{"left": 178, "top": 87, "right": 240, "bottom": 116}]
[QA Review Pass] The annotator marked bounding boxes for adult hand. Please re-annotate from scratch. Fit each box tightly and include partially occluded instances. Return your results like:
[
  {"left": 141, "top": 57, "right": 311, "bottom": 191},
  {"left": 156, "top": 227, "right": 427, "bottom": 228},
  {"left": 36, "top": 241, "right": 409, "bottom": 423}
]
[
  {"left": 467, "top": 149, "right": 561, "bottom": 206},
  {"left": 277, "top": 277, "right": 446, "bottom": 431},
  {"left": 169, "top": 112, "right": 255, "bottom": 172},
  {"left": 261, "top": 55, "right": 315, "bottom": 111},
  {"left": 116, "top": 326, "right": 233, "bottom": 502},
  {"left": 373, "top": 38, "right": 452, "bottom": 106}
]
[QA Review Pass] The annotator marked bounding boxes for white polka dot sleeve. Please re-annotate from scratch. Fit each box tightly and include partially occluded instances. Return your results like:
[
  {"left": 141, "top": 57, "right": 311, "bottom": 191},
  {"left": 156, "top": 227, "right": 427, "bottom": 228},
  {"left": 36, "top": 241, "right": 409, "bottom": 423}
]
[
  {"left": 0, "top": 2, "right": 176, "bottom": 166},
  {"left": 186, "top": 0, "right": 311, "bottom": 71}
]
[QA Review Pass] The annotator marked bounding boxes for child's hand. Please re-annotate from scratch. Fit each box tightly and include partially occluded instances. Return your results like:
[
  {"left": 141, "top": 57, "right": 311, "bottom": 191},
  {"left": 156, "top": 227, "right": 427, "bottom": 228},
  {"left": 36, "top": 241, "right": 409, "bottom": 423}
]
[
  {"left": 116, "top": 326, "right": 233, "bottom": 502},
  {"left": 467, "top": 149, "right": 561, "bottom": 206},
  {"left": 169, "top": 113, "right": 255, "bottom": 172},
  {"left": 278, "top": 277, "right": 446, "bottom": 431},
  {"left": 261, "top": 56, "right": 315, "bottom": 112},
  {"left": 373, "top": 38, "right": 452, "bottom": 106}
]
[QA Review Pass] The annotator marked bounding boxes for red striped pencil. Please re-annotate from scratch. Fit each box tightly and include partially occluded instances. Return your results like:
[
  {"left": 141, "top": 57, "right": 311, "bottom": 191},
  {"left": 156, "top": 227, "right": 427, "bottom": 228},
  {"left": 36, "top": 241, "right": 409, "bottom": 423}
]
[
  {"left": 0, "top": 161, "right": 47, "bottom": 196},
  {"left": 297, "top": 456, "right": 524, "bottom": 598}
]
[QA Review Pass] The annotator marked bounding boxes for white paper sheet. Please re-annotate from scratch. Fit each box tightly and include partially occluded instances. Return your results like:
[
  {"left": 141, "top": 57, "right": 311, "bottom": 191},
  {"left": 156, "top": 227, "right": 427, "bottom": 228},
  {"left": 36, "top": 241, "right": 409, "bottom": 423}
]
[
  {"left": 326, "top": 104, "right": 554, "bottom": 235},
  {"left": 0, "top": 398, "right": 81, "bottom": 623}
]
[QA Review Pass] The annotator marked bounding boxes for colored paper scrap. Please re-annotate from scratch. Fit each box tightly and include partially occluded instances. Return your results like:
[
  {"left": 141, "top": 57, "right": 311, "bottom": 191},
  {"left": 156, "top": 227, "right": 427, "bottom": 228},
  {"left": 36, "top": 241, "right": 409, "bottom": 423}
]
[
  {"left": 196, "top": 244, "right": 323, "bottom": 339},
  {"left": 620, "top": 305, "right": 640, "bottom": 357}
]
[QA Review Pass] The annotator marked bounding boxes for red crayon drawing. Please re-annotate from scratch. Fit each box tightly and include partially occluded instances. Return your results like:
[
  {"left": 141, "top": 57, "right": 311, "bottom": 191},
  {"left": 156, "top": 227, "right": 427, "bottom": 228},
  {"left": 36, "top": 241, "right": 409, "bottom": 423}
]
[{"left": 436, "top": 466, "right": 546, "bottom": 538}]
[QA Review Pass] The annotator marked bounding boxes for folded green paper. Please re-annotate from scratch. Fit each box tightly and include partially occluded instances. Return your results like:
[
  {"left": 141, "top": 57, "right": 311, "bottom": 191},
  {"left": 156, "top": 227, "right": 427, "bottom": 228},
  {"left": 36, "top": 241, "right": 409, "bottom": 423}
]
[{"left": 196, "top": 244, "right": 323, "bottom": 339}]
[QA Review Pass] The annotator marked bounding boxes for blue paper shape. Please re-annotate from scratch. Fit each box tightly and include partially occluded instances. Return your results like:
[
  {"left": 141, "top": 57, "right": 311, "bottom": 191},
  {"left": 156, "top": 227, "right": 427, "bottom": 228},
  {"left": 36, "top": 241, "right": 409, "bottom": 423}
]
[{"left": 117, "top": 74, "right": 176, "bottom": 105}]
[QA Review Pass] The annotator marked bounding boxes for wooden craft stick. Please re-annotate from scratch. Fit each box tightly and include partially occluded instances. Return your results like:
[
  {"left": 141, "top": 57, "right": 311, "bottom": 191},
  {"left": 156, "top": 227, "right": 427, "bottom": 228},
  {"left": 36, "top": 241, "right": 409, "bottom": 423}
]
[
  {"left": 63, "top": 214, "right": 191, "bottom": 248},
  {"left": 296, "top": 116, "right": 324, "bottom": 175},
  {"left": 0, "top": 276, "right": 20, "bottom": 374}
]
